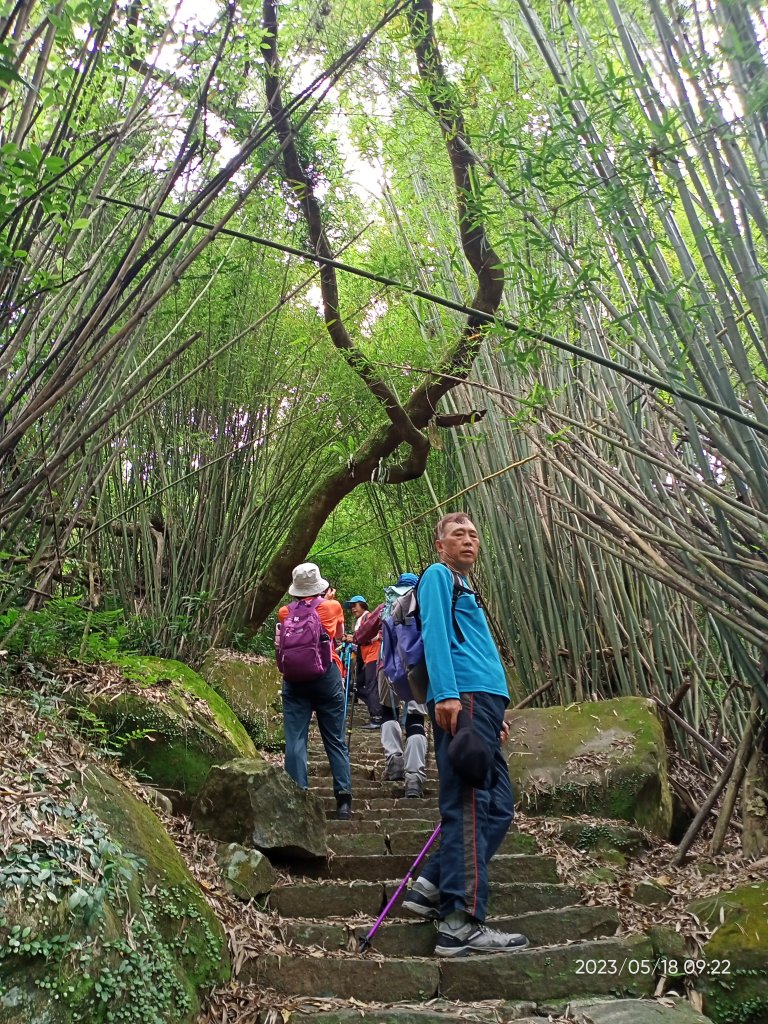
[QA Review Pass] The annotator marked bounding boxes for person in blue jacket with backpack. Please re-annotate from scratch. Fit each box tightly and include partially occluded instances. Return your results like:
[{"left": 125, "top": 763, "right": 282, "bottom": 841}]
[{"left": 402, "top": 512, "right": 529, "bottom": 957}]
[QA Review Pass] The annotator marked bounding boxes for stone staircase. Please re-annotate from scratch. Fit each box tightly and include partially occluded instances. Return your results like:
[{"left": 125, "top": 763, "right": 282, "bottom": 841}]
[{"left": 248, "top": 728, "right": 664, "bottom": 1022}]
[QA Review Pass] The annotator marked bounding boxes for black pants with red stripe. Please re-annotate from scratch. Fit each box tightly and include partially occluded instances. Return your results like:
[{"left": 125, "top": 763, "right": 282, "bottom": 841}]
[{"left": 420, "top": 692, "right": 513, "bottom": 922}]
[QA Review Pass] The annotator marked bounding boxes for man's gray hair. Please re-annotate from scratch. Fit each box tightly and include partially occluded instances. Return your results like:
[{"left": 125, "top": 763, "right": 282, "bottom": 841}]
[{"left": 434, "top": 512, "right": 473, "bottom": 542}]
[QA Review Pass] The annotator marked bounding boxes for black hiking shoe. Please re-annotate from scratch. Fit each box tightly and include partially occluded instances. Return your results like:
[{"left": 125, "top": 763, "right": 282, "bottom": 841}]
[
  {"left": 335, "top": 794, "right": 352, "bottom": 820},
  {"left": 404, "top": 774, "right": 423, "bottom": 798},
  {"left": 402, "top": 878, "right": 440, "bottom": 920},
  {"left": 383, "top": 755, "right": 405, "bottom": 781}
]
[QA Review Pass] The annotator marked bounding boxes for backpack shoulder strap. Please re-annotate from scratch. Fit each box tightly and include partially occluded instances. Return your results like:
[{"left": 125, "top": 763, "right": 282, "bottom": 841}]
[
  {"left": 290, "top": 597, "right": 322, "bottom": 616},
  {"left": 447, "top": 568, "right": 483, "bottom": 643}
]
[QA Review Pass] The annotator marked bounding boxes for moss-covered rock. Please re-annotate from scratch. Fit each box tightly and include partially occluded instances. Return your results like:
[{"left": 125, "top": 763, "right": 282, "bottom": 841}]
[
  {"left": 70, "top": 656, "right": 258, "bottom": 799},
  {"left": 216, "top": 843, "right": 277, "bottom": 900},
  {"left": 0, "top": 765, "right": 229, "bottom": 1024},
  {"left": 192, "top": 759, "right": 327, "bottom": 859},
  {"left": 688, "top": 883, "right": 768, "bottom": 1024},
  {"left": 564, "top": 999, "right": 715, "bottom": 1023},
  {"left": 633, "top": 881, "right": 672, "bottom": 906},
  {"left": 647, "top": 925, "right": 689, "bottom": 963},
  {"left": 199, "top": 650, "right": 285, "bottom": 751},
  {"left": 506, "top": 698, "right": 672, "bottom": 837},
  {"left": 557, "top": 820, "right": 651, "bottom": 857}
]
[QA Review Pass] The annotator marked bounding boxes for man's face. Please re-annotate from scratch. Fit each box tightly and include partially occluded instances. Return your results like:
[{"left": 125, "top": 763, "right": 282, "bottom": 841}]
[{"left": 436, "top": 518, "right": 480, "bottom": 573}]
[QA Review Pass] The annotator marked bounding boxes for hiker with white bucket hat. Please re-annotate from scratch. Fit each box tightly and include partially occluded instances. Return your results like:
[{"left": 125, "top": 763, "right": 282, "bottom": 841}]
[{"left": 276, "top": 562, "right": 353, "bottom": 819}]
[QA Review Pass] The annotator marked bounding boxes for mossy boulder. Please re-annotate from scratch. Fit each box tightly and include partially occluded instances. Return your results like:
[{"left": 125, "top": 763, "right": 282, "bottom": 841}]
[
  {"left": 217, "top": 844, "right": 277, "bottom": 900},
  {"left": 0, "top": 766, "right": 229, "bottom": 1024},
  {"left": 557, "top": 820, "right": 651, "bottom": 857},
  {"left": 192, "top": 759, "right": 327, "bottom": 859},
  {"left": 564, "top": 999, "right": 715, "bottom": 1023},
  {"left": 71, "top": 655, "right": 258, "bottom": 800},
  {"left": 199, "top": 650, "right": 285, "bottom": 750},
  {"left": 688, "top": 883, "right": 768, "bottom": 1024},
  {"left": 647, "top": 925, "right": 689, "bottom": 963},
  {"left": 506, "top": 697, "right": 672, "bottom": 837},
  {"left": 633, "top": 880, "right": 672, "bottom": 906}
]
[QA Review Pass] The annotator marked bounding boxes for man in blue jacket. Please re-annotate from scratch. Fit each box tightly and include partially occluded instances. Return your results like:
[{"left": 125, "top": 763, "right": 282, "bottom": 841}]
[{"left": 402, "top": 512, "right": 529, "bottom": 957}]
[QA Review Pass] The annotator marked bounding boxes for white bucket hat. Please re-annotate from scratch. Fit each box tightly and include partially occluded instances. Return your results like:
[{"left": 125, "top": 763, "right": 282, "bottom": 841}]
[{"left": 288, "top": 562, "right": 329, "bottom": 598}]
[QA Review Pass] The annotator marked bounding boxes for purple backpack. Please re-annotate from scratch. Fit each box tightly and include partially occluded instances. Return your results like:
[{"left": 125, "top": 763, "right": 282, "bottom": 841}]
[{"left": 277, "top": 598, "right": 332, "bottom": 682}]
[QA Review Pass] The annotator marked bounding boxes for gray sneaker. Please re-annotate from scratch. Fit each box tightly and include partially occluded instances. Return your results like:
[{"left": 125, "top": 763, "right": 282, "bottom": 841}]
[
  {"left": 383, "top": 755, "right": 405, "bottom": 782},
  {"left": 435, "top": 922, "right": 529, "bottom": 958}
]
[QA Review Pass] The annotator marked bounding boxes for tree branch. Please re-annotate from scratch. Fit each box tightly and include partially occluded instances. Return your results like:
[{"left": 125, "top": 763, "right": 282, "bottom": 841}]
[
  {"left": 262, "top": 0, "right": 426, "bottom": 457},
  {"left": 242, "top": 0, "right": 505, "bottom": 629},
  {"left": 404, "top": 0, "right": 505, "bottom": 416}
]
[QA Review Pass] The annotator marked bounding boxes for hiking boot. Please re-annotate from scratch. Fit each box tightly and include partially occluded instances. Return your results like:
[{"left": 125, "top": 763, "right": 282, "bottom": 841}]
[
  {"left": 435, "top": 913, "right": 529, "bottom": 958},
  {"left": 383, "top": 754, "right": 405, "bottom": 782},
  {"left": 404, "top": 774, "right": 423, "bottom": 798},
  {"left": 359, "top": 718, "right": 382, "bottom": 730},
  {"left": 401, "top": 876, "right": 440, "bottom": 920},
  {"left": 335, "top": 794, "right": 352, "bottom": 820}
]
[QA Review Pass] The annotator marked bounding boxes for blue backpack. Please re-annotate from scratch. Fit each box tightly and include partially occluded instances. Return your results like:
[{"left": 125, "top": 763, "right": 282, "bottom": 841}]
[{"left": 380, "top": 570, "right": 476, "bottom": 703}]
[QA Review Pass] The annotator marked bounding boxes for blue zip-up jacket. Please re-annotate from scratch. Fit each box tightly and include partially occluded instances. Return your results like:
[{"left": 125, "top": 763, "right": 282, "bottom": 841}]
[{"left": 419, "top": 562, "right": 509, "bottom": 705}]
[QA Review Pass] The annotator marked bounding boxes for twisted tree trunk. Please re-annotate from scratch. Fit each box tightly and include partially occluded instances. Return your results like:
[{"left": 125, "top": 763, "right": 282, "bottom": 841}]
[{"left": 242, "top": 0, "right": 504, "bottom": 631}]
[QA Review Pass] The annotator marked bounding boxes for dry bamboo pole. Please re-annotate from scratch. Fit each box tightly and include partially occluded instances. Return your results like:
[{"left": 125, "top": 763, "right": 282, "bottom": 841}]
[
  {"left": 710, "top": 695, "right": 763, "bottom": 855},
  {"left": 671, "top": 753, "right": 737, "bottom": 866}
]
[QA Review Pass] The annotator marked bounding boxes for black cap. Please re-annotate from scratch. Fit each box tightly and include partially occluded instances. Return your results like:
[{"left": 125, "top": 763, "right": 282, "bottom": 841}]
[{"left": 448, "top": 710, "right": 494, "bottom": 789}]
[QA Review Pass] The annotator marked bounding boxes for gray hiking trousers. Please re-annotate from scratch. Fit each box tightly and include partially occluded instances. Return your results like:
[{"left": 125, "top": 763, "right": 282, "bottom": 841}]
[{"left": 378, "top": 670, "right": 427, "bottom": 781}]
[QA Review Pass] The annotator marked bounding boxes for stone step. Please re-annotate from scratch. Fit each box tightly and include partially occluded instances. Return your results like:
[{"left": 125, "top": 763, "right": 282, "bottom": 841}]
[
  {"left": 299, "top": 853, "right": 558, "bottom": 884},
  {"left": 312, "top": 739, "right": 416, "bottom": 755},
  {"left": 308, "top": 763, "right": 439, "bottom": 783},
  {"left": 290, "top": 1009, "right": 549, "bottom": 1024},
  {"left": 325, "top": 805, "right": 439, "bottom": 821},
  {"left": 322, "top": 796, "right": 439, "bottom": 813},
  {"left": 244, "top": 953, "right": 439, "bottom": 1001},
  {"left": 282, "top": 903, "right": 620, "bottom": 956},
  {"left": 328, "top": 828, "right": 538, "bottom": 857},
  {"left": 252, "top": 996, "right": 708, "bottom": 1024},
  {"left": 245, "top": 935, "right": 653, "bottom": 1002},
  {"left": 266, "top": 880, "right": 581, "bottom": 919},
  {"left": 439, "top": 934, "right": 655, "bottom": 1001},
  {"left": 312, "top": 784, "right": 437, "bottom": 801},
  {"left": 326, "top": 817, "right": 436, "bottom": 835}
]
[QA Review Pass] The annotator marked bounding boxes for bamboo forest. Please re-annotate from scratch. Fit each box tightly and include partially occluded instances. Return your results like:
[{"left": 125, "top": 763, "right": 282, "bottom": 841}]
[{"left": 1, "top": 0, "right": 768, "bottom": 1022}]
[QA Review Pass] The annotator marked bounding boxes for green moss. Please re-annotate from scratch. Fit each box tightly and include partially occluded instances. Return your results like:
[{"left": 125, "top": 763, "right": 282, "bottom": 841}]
[
  {"left": 690, "top": 883, "right": 768, "bottom": 958},
  {"left": 647, "top": 925, "right": 688, "bottom": 962},
  {"left": 199, "top": 653, "right": 285, "bottom": 752},
  {"left": 700, "top": 973, "right": 768, "bottom": 1024},
  {"left": 688, "top": 884, "right": 768, "bottom": 1024},
  {"left": 70, "top": 656, "right": 260, "bottom": 796},
  {"left": 508, "top": 697, "right": 672, "bottom": 837},
  {"left": 114, "top": 656, "right": 255, "bottom": 757},
  {"left": 559, "top": 821, "right": 647, "bottom": 856},
  {"left": 0, "top": 767, "right": 228, "bottom": 1023}
]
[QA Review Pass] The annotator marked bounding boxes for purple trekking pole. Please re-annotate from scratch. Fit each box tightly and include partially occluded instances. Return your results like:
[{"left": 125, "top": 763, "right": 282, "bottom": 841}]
[{"left": 358, "top": 822, "right": 442, "bottom": 953}]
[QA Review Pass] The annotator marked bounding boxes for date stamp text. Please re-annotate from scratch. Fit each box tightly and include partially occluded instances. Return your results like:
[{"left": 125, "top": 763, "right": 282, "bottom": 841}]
[{"left": 574, "top": 958, "right": 731, "bottom": 977}]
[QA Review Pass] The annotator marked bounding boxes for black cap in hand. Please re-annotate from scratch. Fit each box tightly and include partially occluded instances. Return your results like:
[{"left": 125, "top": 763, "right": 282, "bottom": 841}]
[{"left": 448, "top": 709, "right": 494, "bottom": 788}]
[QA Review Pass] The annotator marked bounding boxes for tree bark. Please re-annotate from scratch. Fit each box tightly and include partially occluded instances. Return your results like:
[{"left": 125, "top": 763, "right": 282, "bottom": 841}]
[{"left": 242, "top": 0, "right": 504, "bottom": 632}]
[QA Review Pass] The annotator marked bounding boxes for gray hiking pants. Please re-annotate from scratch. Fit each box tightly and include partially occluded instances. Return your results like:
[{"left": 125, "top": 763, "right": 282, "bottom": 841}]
[{"left": 379, "top": 670, "right": 427, "bottom": 781}]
